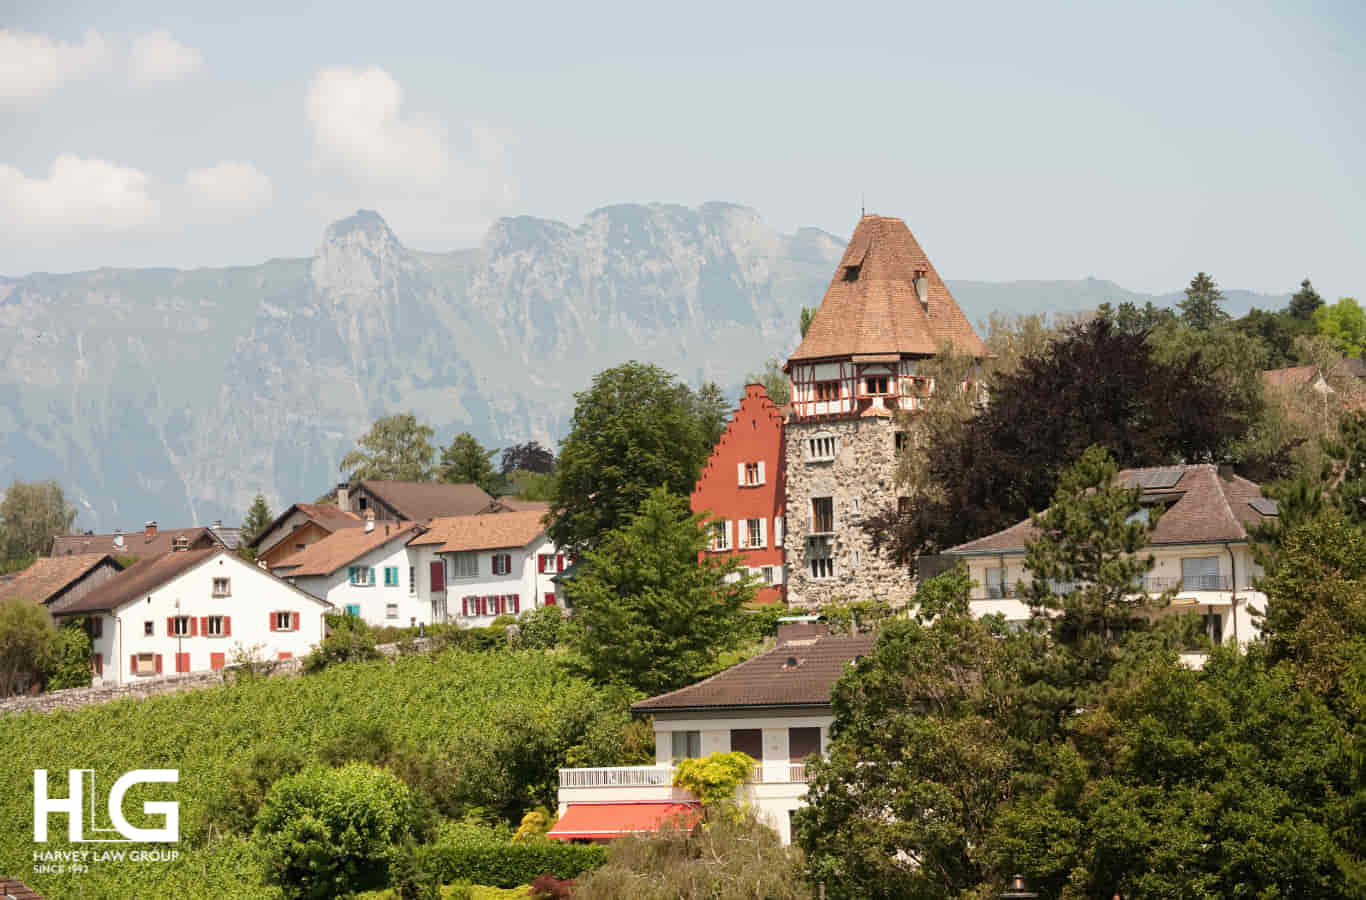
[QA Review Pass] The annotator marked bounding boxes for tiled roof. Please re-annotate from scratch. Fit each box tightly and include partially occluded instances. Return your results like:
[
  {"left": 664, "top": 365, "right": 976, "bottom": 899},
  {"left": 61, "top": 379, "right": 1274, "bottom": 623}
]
[
  {"left": 248, "top": 502, "right": 362, "bottom": 548},
  {"left": 408, "top": 510, "right": 548, "bottom": 553},
  {"left": 788, "top": 215, "right": 986, "bottom": 363},
  {"left": 0, "top": 554, "right": 121, "bottom": 606},
  {"left": 1, "top": 877, "right": 43, "bottom": 899},
  {"left": 1262, "top": 365, "right": 1324, "bottom": 389},
  {"left": 51, "top": 527, "right": 222, "bottom": 559},
  {"left": 944, "top": 464, "right": 1277, "bottom": 554},
  {"left": 488, "top": 498, "right": 551, "bottom": 513},
  {"left": 632, "top": 633, "right": 877, "bottom": 712},
  {"left": 359, "top": 480, "right": 494, "bottom": 521},
  {"left": 270, "top": 522, "right": 422, "bottom": 576},
  {"left": 57, "top": 549, "right": 220, "bottom": 614}
]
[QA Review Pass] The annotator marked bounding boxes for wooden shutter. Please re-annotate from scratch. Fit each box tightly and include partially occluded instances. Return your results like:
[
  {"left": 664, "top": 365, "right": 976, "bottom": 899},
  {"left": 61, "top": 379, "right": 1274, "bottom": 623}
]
[
  {"left": 199, "top": 617, "right": 208, "bottom": 635},
  {"left": 544, "top": 592, "right": 556, "bottom": 607},
  {"left": 154, "top": 654, "right": 163, "bottom": 674},
  {"left": 461, "top": 596, "right": 468, "bottom": 616},
  {"left": 175, "top": 653, "right": 189, "bottom": 673},
  {"left": 727, "top": 520, "right": 734, "bottom": 549},
  {"left": 93, "top": 654, "right": 102, "bottom": 676},
  {"left": 430, "top": 561, "right": 444, "bottom": 592},
  {"left": 349, "top": 567, "right": 356, "bottom": 585},
  {"left": 268, "top": 612, "right": 276, "bottom": 632},
  {"left": 368, "top": 567, "right": 376, "bottom": 586},
  {"left": 190, "top": 617, "right": 198, "bottom": 637},
  {"left": 737, "top": 462, "right": 745, "bottom": 485},
  {"left": 166, "top": 616, "right": 173, "bottom": 636},
  {"left": 556, "top": 554, "right": 564, "bottom": 572},
  {"left": 759, "top": 517, "right": 768, "bottom": 549},
  {"left": 513, "top": 594, "right": 520, "bottom": 613},
  {"left": 278, "top": 652, "right": 292, "bottom": 660},
  {"left": 538, "top": 554, "right": 547, "bottom": 573},
  {"left": 292, "top": 611, "right": 301, "bottom": 631},
  {"left": 758, "top": 460, "right": 766, "bottom": 484},
  {"left": 211, "top": 652, "right": 225, "bottom": 670},
  {"left": 224, "top": 616, "right": 231, "bottom": 636},
  {"left": 775, "top": 517, "right": 783, "bottom": 545},
  {"left": 130, "top": 655, "right": 137, "bottom": 673}
]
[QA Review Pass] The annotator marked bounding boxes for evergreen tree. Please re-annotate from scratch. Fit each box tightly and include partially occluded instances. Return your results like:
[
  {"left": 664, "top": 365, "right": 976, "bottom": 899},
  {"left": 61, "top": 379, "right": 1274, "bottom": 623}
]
[
  {"left": 799, "top": 307, "right": 815, "bottom": 338},
  {"left": 240, "top": 493, "right": 274, "bottom": 548},
  {"left": 437, "top": 432, "right": 500, "bottom": 493},
  {"left": 338, "top": 413, "right": 436, "bottom": 482},
  {"left": 1178, "top": 271, "right": 1229, "bottom": 331},
  {"left": 1288, "top": 277, "right": 1325, "bottom": 321},
  {"left": 690, "top": 382, "right": 731, "bottom": 451}
]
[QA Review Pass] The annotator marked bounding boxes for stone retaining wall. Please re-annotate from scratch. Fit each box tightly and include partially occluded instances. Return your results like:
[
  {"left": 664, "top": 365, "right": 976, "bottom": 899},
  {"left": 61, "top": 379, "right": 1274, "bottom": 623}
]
[{"left": 0, "top": 637, "right": 435, "bottom": 716}]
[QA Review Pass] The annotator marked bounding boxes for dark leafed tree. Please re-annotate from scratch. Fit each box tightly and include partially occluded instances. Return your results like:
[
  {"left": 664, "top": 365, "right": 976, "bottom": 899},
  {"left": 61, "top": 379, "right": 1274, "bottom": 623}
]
[
  {"left": 1288, "top": 277, "right": 1325, "bottom": 322},
  {"left": 690, "top": 382, "right": 731, "bottom": 451},
  {"left": 1178, "top": 271, "right": 1229, "bottom": 331},
  {"left": 799, "top": 306, "right": 815, "bottom": 338},
  {"left": 867, "top": 318, "right": 1256, "bottom": 559},
  {"left": 437, "top": 432, "right": 500, "bottom": 493},
  {"left": 548, "top": 363, "right": 710, "bottom": 555},
  {"left": 1095, "top": 299, "right": 1175, "bottom": 335},
  {"left": 0, "top": 479, "right": 77, "bottom": 560},
  {"left": 338, "top": 414, "right": 436, "bottom": 482},
  {"left": 499, "top": 441, "right": 555, "bottom": 475},
  {"left": 744, "top": 357, "right": 790, "bottom": 406}
]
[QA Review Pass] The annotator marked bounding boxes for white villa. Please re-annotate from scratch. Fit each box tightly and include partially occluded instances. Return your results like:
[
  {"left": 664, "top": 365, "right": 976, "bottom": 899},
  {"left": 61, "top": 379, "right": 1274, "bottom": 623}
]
[
  {"left": 550, "top": 623, "right": 873, "bottom": 845},
  {"left": 942, "top": 463, "right": 1279, "bottom": 665}
]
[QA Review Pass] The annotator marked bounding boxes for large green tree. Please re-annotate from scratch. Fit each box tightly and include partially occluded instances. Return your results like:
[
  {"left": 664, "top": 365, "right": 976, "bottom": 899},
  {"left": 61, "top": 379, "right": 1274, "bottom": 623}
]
[
  {"left": 566, "top": 487, "right": 752, "bottom": 694},
  {"left": 744, "top": 357, "right": 791, "bottom": 406},
  {"left": 0, "top": 595, "right": 55, "bottom": 696},
  {"left": 1288, "top": 277, "right": 1325, "bottom": 321},
  {"left": 437, "top": 432, "right": 500, "bottom": 493},
  {"left": 691, "top": 381, "right": 731, "bottom": 450},
  {"left": 240, "top": 493, "right": 273, "bottom": 548},
  {"left": 1313, "top": 297, "right": 1366, "bottom": 357},
  {"left": 548, "top": 363, "right": 711, "bottom": 554},
  {"left": 499, "top": 441, "right": 555, "bottom": 476},
  {"left": 1178, "top": 271, "right": 1229, "bottom": 331},
  {"left": 0, "top": 479, "right": 77, "bottom": 560},
  {"left": 338, "top": 413, "right": 436, "bottom": 482}
]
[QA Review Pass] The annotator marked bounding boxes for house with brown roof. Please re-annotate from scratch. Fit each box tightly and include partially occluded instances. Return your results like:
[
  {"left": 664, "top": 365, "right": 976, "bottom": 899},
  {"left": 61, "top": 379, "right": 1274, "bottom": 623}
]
[
  {"left": 0, "top": 553, "right": 124, "bottom": 618},
  {"left": 782, "top": 214, "right": 988, "bottom": 610},
  {"left": 271, "top": 520, "right": 428, "bottom": 627},
  {"left": 552, "top": 623, "right": 873, "bottom": 846},
  {"left": 249, "top": 502, "right": 364, "bottom": 568},
  {"left": 51, "top": 522, "right": 227, "bottom": 561},
  {"left": 941, "top": 463, "right": 1278, "bottom": 666},
  {"left": 408, "top": 509, "right": 567, "bottom": 626},
  {"left": 336, "top": 480, "right": 494, "bottom": 523},
  {"left": 54, "top": 547, "right": 331, "bottom": 684}
]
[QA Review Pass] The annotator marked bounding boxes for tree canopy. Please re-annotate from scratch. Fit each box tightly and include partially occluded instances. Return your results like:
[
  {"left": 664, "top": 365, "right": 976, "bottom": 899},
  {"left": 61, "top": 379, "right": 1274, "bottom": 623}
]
[
  {"left": 744, "top": 357, "right": 791, "bottom": 406},
  {"left": 0, "top": 479, "right": 77, "bottom": 560},
  {"left": 437, "top": 432, "right": 500, "bottom": 493},
  {"left": 1178, "top": 270, "right": 1229, "bottom": 331},
  {"left": 1313, "top": 297, "right": 1366, "bottom": 357},
  {"left": 240, "top": 493, "right": 273, "bottom": 548},
  {"left": 500, "top": 441, "right": 555, "bottom": 476},
  {"left": 339, "top": 413, "right": 436, "bottom": 482},
  {"left": 566, "top": 487, "right": 753, "bottom": 694}
]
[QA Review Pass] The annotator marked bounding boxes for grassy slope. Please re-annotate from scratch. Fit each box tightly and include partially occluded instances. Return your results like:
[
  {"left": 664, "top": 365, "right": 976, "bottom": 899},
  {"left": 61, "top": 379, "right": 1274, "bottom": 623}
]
[{"left": 0, "top": 650, "right": 603, "bottom": 899}]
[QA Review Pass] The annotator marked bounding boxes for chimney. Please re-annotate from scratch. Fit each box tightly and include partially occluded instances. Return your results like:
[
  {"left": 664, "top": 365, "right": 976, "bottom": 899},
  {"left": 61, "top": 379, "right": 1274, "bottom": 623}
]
[
  {"left": 914, "top": 270, "right": 929, "bottom": 313},
  {"left": 364, "top": 509, "right": 375, "bottom": 534},
  {"left": 1217, "top": 462, "right": 1235, "bottom": 481},
  {"left": 212, "top": 520, "right": 223, "bottom": 530},
  {"left": 144, "top": 521, "right": 157, "bottom": 540},
  {"left": 337, "top": 482, "right": 351, "bottom": 512}
]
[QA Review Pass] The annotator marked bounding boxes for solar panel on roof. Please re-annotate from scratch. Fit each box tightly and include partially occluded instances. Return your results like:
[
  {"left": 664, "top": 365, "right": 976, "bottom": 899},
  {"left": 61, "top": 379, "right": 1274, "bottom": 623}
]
[
  {"left": 1144, "top": 467, "right": 1185, "bottom": 489},
  {"left": 1249, "top": 498, "right": 1279, "bottom": 516}
]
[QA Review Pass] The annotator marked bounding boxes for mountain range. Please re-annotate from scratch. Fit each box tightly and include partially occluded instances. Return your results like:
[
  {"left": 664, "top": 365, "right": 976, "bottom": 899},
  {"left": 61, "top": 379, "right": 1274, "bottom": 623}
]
[{"left": 0, "top": 203, "right": 1290, "bottom": 530}]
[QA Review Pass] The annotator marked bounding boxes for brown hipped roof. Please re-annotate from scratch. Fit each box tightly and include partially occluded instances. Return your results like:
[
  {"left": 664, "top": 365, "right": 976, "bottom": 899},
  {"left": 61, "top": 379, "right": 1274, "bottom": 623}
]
[
  {"left": 51, "top": 527, "right": 222, "bottom": 560},
  {"left": 248, "top": 502, "right": 363, "bottom": 548},
  {"left": 408, "top": 510, "right": 548, "bottom": 553},
  {"left": 56, "top": 549, "right": 219, "bottom": 614},
  {"left": 788, "top": 215, "right": 986, "bottom": 363},
  {"left": 633, "top": 632, "right": 877, "bottom": 712},
  {"left": 0, "top": 554, "right": 121, "bottom": 606},
  {"left": 270, "top": 522, "right": 423, "bottom": 576},
  {"left": 359, "top": 481, "right": 494, "bottom": 522},
  {"left": 944, "top": 464, "right": 1277, "bottom": 555}
]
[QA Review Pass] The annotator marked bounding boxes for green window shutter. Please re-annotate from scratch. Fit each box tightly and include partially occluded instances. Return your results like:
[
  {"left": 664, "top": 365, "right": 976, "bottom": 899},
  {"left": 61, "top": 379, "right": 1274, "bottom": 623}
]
[
  {"left": 369, "top": 567, "right": 376, "bottom": 586},
  {"left": 349, "top": 567, "right": 356, "bottom": 585}
]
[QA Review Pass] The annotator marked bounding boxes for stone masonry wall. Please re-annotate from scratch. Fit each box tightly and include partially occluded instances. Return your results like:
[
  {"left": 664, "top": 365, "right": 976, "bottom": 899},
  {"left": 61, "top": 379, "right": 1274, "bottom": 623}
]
[{"left": 783, "top": 415, "right": 915, "bottom": 609}]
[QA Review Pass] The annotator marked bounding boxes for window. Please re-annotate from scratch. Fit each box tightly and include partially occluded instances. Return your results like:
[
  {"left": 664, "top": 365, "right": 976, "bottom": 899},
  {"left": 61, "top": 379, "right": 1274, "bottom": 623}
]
[
  {"left": 746, "top": 518, "right": 762, "bottom": 549},
  {"left": 170, "top": 615, "right": 191, "bottom": 637},
  {"left": 711, "top": 521, "right": 731, "bottom": 551},
  {"left": 864, "top": 376, "right": 889, "bottom": 395},
  {"left": 671, "top": 731, "right": 702, "bottom": 762},
  {"left": 134, "top": 652, "right": 157, "bottom": 676},
  {"left": 342, "top": 605, "right": 359, "bottom": 619},
  {"left": 450, "top": 552, "right": 478, "bottom": 579},
  {"left": 895, "top": 431, "right": 910, "bottom": 452},
  {"left": 789, "top": 727, "right": 822, "bottom": 762},
  {"left": 409, "top": 566, "right": 416, "bottom": 595},
  {"left": 358, "top": 496, "right": 368, "bottom": 511},
  {"left": 348, "top": 566, "right": 374, "bottom": 586},
  {"left": 383, "top": 566, "right": 399, "bottom": 587},
  {"left": 294, "top": 543, "right": 306, "bottom": 552},
  {"left": 761, "top": 566, "right": 775, "bottom": 584},
  {"left": 1181, "top": 556, "right": 1222, "bottom": 590},
  {"left": 851, "top": 497, "right": 860, "bottom": 515},
  {"left": 144, "top": 620, "right": 154, "bottom": 637},
  {"left": 204, "top": 615, "right": 226, "bottom": 637},
  {"left": 744, "top": 462, "right": 761, "bottom": 485},
  {"left": 386, "top": 603, "right": 399, "bottom": 619},
  {"left": 85, "top": 616, "right": 103, "bottom": 640},
  {"left": 814, "top": 381, "right": 840, "bottom": 402},
  {"left": 985, "top": 567, "right": 1012, "bottom": 599},
  {"left": 807, "top": 435, "right": 836, "bottom": 461},
  {"left": 1203, "top": 612, "right": 1224, "bottom": 646},
  {"left": 897, "top": 496, "right": 912, "bottom": 516},
  {"left": 809, "top": 554, "right": 835, "bottom": 581},
  {"left": 491, "top": 553, "right": 513, "bottom": 576},
  {"left": 730, "top": 728, "right": 763, "bottom": 761},
  {"left": 273, "top": 610, "right": 297, "bottom": 631},
  {"left": 212, "top": 577, "right": 230, "bottom": 597},
  {"left": 811, "top": 497, "right": 834, "bottom": 534},
  {"left": 843, "top": 264, "right": 860, "bottom": 282}
]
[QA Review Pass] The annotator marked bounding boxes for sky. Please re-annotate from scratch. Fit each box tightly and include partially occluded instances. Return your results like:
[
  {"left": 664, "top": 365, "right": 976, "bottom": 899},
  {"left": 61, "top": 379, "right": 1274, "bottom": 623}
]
[{"left": 1, "top": 0, "right": 1363, "bottom": 298}]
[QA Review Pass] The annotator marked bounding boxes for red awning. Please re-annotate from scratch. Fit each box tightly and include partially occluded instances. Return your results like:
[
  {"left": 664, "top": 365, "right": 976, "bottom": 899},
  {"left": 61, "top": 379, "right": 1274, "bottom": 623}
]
[{"left": 547, "top": 802, "right": 700, "bottom": 840}]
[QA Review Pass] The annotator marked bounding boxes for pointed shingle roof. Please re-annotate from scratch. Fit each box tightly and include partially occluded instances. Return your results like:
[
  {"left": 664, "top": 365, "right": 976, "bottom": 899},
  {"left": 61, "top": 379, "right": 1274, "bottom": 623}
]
[{"left": 788, "top": 215, "right": 986, "bottom": 363}]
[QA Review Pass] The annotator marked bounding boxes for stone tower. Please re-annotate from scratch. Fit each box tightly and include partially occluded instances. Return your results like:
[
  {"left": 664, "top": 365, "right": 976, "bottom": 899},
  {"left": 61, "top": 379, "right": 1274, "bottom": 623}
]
[{"left": 783, "top": 215, "right": 986, "bottom": 609}]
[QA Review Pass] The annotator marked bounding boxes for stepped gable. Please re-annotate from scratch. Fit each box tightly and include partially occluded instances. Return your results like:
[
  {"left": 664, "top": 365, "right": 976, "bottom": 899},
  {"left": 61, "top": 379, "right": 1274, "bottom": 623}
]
[{"left": 789, "top": 215, "right": 986, "bottom": 363}]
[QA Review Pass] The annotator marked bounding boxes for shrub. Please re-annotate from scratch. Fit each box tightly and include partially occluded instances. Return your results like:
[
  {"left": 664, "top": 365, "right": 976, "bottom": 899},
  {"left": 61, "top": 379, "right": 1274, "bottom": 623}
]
[
  {"left": 672, "top": 751, "right": 753, "bottom": 810},
  {"left": 518, "top": 606, "right": 567, "bottom": 650},
  {"left": 529, "top": 873, "right": 575, "bottom": 899},
  {"left": 306, "top": 613, "right": 382, "bottom": 672},
  {"left": 419, "top": 823, "right": 606, "bottom": 888},
  {"left": 390, "top": 837, "right": 440, "bottom": 900},
  {"left": 42, "top": 618, "right": 91, "bottom": 690},
  {"left": 199, "top": 744, "right": 307, "bottom": 838},
  {"left": 514, "top": 807, "right": 553, "bottom": 841},
  {"left": 254, "top": 762, "right": 414, "bottom": 899}
]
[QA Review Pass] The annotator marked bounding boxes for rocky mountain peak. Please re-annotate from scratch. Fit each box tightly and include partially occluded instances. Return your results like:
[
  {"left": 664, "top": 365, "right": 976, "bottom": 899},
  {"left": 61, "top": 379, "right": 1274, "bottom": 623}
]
[{"left": 311, "top": 209, "right": 408, "bottom": 299}]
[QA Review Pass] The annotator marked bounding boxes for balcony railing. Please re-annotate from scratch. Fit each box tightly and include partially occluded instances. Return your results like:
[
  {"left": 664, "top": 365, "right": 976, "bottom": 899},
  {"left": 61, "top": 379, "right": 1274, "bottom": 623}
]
[
  {"left": 975, "top": 576, "right": 1234, "bottom": 601},
  {"left": 560, "top": 763, "right": 809, "bottom": 789}
]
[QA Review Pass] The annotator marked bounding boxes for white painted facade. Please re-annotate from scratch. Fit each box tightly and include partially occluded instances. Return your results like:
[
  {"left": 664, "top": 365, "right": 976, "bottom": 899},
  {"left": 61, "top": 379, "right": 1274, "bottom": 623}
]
[
  {"left": 84, "top": 552, "right": 330, "bottom": 685},
  {"left": 421, "top": 534, "right": 568, "bottom": 627},
  {"left": 286, "top": 534, "right": 433, "bottom": 628},
  {"left": 955, "top": 542, "right": 1266, "bottom": 666}
]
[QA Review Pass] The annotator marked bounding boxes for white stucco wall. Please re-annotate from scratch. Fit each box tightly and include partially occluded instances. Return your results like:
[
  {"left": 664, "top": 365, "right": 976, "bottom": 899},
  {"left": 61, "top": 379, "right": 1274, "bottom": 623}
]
[
  {"left": 87, "top": 552, "right": 329, "bottom": 685},
  {"left": 439, "top": 535, "right": 566, "bottom": 627},
  {"left": 289, "top": 535, "right": 432, "bottom": 627}
]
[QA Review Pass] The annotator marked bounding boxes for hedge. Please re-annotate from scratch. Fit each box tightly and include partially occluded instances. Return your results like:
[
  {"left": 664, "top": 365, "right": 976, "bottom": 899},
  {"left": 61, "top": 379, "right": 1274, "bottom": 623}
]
[{"left": 420, "top": 824, "right": 606, "bottom": 888}]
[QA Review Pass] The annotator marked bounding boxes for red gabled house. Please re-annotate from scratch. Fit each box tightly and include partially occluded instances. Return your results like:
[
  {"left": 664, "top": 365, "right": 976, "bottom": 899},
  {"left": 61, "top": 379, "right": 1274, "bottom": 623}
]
[{"left": 690, "top": 384, "right": 786, "bottom": 604}]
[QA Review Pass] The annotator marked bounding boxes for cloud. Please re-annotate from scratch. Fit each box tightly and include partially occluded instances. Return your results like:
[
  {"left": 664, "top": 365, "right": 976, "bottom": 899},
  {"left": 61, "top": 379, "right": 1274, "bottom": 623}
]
[
  {"left": 0, "top": 29, "right": 112, "bottom": 102},
  {"left": 306, "top": 66, "right": 449, "bottom": 182},
  {"left": 185, "top": 162, "right": 273, "bottom": 219},
  {"left": 0, "top": 154, "right": 157, "bottom": 229},
  {"left": 128, "top": 29, "right": 205, "bottom": 84}
]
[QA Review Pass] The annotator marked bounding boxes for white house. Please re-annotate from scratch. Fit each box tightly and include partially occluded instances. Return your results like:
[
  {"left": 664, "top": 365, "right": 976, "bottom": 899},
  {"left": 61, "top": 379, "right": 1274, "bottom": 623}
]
[
  {"left": 941, "top": 463, "right": 1278, "bottom": 667},
  {"left": 407, "top": 510, "right": 566, "bottom": 626},
  {"left": 270, "top": 521, "right": 432, "bottom": 627},
  {"left": 54, "top": 548, "right": 332, "bottom": 684},
  {"left": 551, "top": 623, "right": 874, "bottom": 845}
]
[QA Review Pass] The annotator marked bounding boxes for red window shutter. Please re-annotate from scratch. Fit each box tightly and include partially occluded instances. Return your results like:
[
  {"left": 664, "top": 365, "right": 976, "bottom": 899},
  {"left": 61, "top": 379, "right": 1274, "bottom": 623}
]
[
  {"left": 490, "top": 554, "right": 497, "bottom": 574},
  {"left": 292, "top": 611, "right": 301, "bottom": 631},
  {"left": 224, "top": 616, "right": 232, "bottom": 636},
  {"left": 175, "top": 653, "right": 189, "bottom": 673},
  {"left": 199, "top": 617, "right": 208, "bottom": 635},
  {"left": 430, "top": 561, "right": 444, "bottom": 593},
  {"left": 211, "top": 652, "right": 225, "bottom": 670},
  {"left": 556, "top": 554, "right": 564, "bottom": 571},
  {"left": 190, "top": 617, "right": 198, "bottom": 637},
  {"left": 538, "top": 554, "right": 547, "bottom": 573},
  {"left": 268, "top": 612, "right": 276, "bottom": 632},
  {"left": 166, "top": 616, "right": 173, "bottom": 635},
  {"left": 154, "top": 654, "right": 163, "bottom": 674},
  {"left": 130, "top": 655, "right": 137, "bottom": 672},
  {"left": 278, "top": 652, "right": 292, "bottom": 660},
  {"left": 513, "top": 594, "right": 520, "bottom": 613},
  {"left": 544, "top": 592, "right": 556, "bottom": 607},
  {"left": 480, "top": 596, "right": 488, "bottom": 615},
  {"left": 461, "top": 596, "right": 468, "bottom": 616}
]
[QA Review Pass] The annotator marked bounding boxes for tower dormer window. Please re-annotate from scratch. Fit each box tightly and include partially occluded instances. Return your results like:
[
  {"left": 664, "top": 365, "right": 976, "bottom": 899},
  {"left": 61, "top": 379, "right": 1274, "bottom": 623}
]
[
  {"left": 864, "top": 376, "right": 889, "bottom": 395},
  {"left": 843, "top": 265, "right": 861, "bottom": 282}
]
